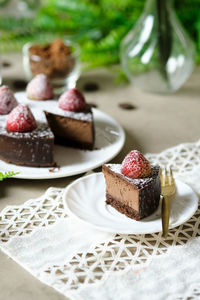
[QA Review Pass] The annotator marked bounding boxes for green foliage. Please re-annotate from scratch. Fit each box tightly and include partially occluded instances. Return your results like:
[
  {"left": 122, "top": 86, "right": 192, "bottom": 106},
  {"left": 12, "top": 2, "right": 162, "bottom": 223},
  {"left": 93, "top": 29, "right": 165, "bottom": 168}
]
[
  {"left": 0, "top": 171, "right": 19, "bottom": 181},
  {"left": 0, "top": 0, "right": 200, "bottom": 68}
]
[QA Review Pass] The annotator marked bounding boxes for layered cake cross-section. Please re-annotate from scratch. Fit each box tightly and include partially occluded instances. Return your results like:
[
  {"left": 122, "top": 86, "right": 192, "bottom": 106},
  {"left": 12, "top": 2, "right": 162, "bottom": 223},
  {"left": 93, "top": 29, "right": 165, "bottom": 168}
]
[
  {"left": 45, "top": 106, "right": 94, "bottom": 150},
  {"left": 102, "top": 150, "right": 161, "bottom": 220}
]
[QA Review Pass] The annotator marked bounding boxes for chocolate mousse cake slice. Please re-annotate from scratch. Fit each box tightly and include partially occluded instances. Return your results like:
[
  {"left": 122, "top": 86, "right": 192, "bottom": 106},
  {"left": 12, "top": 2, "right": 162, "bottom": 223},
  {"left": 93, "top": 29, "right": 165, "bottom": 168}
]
[
  {"left": 26, "top": 84, "right": 95, "bottom": 150},
  {"left": 45, "top": 104, "right": 94, "bottom": 150},
  {"left": 45, "top": 88, "right": 94, "bottom": 150},
  {"left": 102, "top": 151, "right": 161, "bottom": 220}
]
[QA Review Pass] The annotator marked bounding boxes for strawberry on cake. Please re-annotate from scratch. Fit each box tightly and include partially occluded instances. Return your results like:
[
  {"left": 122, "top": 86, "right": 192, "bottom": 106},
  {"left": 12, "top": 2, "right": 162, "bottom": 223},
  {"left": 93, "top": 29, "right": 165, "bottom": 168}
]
[
  {"left": 58, "top": 88, "right": 86, "bottom": 112},
  {"left": 0, "top": 86, "right": 18, "bottom": 115},
  {"left": 26, "top": 74, "right": 54, "bottom": 100},
  {"left": 6, "top": 104, "right": 37, "bottom": 132},
  {"left": 102, "top": 150, "right": 161, "bottom": 220}
]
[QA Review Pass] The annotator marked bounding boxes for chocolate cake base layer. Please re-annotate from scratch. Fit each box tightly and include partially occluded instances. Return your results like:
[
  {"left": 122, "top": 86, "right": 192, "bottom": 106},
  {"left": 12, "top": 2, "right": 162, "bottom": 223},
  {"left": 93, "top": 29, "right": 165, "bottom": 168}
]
[
  {"left": 0, "top": 154, "right": 55, "bottom": 167},
  {"left": 106, "top": 193, "right": 141, "bottom": 220},
  {"left": 54, "top": 136, "right": 94, "bottom": 150},
  {"left": 0, "top": 134, "right": 55, "bottom": 167}
]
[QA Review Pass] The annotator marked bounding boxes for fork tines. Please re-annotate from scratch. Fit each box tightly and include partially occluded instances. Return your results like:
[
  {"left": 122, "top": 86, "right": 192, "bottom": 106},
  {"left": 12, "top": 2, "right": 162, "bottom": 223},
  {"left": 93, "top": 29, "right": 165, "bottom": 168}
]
[{"left": 160, "top": 167, "right": 175, "bottom": 186}]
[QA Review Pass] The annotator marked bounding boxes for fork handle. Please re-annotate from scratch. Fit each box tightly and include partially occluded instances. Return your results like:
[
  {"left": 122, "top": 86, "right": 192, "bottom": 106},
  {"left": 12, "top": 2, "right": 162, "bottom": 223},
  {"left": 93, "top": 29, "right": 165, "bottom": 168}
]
[{"left": 161, "top": 195, "right": 170, "bottom": 238}]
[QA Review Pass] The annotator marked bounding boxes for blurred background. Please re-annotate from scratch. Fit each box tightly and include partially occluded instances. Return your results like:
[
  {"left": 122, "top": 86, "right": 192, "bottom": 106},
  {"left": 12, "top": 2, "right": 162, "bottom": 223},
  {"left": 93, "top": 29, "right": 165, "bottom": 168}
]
[{"left": 0, "top": 0, "right": 200, "bottom": 92}]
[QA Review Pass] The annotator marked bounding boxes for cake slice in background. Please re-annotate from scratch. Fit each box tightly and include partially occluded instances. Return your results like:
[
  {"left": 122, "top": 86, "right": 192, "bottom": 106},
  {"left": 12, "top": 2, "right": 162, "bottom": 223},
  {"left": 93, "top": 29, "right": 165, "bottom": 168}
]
[
  {"left": 0, "top": 104, "right": 55, "bottom": 167},
  {"left": 45, "top": 88, "right": 95, "bottom": 150}
]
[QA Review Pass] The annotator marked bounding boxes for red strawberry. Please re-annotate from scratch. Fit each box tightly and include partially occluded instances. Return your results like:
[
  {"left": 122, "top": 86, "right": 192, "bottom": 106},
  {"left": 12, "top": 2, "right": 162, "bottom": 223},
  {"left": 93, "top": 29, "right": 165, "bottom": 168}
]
[
  {"left": 121, "top": 150, "right": 151, "bottom": 179},
  {"left": 26, "top": 74, "right": 54, "bottom": 100},
  {"left": 0, "top": 85, "right": 18, "bottom": 115},
  {"left": 58, "top": 88, "right": 86, "bottom": 112},
  {"left": 6, "top": 104, "right": 37, "bottom": 132}
]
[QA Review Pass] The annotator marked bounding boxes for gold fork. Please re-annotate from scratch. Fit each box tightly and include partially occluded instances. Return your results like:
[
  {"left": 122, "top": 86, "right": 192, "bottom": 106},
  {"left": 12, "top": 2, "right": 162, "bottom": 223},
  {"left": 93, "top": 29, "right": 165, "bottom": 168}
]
[{"left": 160, "top": 168, "right": 176, "bottom": 238}]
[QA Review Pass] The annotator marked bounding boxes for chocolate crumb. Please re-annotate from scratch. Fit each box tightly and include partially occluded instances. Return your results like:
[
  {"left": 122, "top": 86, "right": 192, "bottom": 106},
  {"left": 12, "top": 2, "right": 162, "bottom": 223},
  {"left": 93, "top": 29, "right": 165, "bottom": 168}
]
[
  {"left": 83, "top": 82, "right": 99, "bottom": 92},
  {"left": 49, "top": 165, "right": 60, "bottom": 173},
  {"left": 88, "top": 102, "right": 98, "bottom": 108},
  {"left": 12, "top": 80, "right": 27, "bottom": 89},
  {"left": 118, "top": 103, "right": 136, "bottom": 110},
  {"left": 2, "top": 61, "right": 11, "bottom": 68}
]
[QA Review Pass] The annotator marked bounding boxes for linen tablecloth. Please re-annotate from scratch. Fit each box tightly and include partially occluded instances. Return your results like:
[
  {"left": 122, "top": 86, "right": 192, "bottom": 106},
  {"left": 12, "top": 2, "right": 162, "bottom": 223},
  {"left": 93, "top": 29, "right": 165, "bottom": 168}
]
[{"left": 0, "top": 140, "right": 200, "bottom": 299}]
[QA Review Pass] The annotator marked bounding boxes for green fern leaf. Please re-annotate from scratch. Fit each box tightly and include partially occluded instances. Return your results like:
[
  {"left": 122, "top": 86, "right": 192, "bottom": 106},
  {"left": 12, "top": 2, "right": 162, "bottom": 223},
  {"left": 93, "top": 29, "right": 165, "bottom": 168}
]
[{"left": 0, "top": 171, "right": 19, "bottom": 181}]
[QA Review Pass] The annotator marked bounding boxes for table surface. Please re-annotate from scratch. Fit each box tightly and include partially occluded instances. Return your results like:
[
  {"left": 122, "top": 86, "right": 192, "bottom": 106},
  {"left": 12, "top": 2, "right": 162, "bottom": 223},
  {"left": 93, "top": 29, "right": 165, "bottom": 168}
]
[{"left": 0, "top": 53, "right": 200, "bottom": 300}]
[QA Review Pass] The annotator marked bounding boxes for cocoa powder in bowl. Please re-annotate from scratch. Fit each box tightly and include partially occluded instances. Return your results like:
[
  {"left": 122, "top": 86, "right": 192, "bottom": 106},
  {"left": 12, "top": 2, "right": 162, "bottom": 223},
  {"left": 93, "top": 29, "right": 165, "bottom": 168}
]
[{"left": 29, "top": 39, "right": 75, "bottom": 79}]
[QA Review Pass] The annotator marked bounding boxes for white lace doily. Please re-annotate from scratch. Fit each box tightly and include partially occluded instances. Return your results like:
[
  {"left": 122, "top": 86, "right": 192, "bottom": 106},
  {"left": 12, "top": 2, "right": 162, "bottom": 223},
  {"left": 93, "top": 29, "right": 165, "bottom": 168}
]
[{"left": 0, "top": 140, "right": 200, "bottom": 300}]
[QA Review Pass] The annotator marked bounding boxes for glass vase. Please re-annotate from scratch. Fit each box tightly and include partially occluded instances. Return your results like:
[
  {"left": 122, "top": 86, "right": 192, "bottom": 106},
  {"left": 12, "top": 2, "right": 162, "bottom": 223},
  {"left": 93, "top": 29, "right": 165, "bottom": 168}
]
[{"left": 120, "top": 0, "right": 196, "bottom": 94}]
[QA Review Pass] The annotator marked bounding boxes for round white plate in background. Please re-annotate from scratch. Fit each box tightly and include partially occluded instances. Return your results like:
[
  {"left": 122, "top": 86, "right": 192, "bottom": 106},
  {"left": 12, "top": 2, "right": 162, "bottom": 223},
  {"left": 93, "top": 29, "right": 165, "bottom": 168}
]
[
  {"left": 0, "top": 106, "right": 125, "bottom": 179},
  {"left": 63, "top": 173, "right": 198, "bottom": 234}
]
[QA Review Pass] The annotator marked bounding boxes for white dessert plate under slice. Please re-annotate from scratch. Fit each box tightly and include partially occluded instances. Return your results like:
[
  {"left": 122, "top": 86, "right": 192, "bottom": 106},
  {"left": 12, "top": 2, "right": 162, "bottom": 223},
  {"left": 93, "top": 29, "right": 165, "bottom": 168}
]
[
  {"left": 63, "top": 173, "right": 198, "bottom": 234},
  {"left": 0, "top": 92, "right": 125, "bottom": 179}
]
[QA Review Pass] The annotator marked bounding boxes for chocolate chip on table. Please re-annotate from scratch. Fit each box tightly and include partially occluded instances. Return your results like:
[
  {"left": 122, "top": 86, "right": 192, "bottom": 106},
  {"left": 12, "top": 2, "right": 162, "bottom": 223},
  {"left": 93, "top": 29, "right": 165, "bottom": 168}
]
[
  {"left": 118, "top": 103, "right": 136, "bottom": 110},
  {"left": 88, "top": 102, "right": 98, "bottom": 108},
  {"left": 12, "top": 80, "right": 27, "bottom": 89},
  {"left": 2, "top": 61, "right": 11, "bottom": 68},
  {"left": 83, "top": 82, "right": 99, "bottom": 92}
]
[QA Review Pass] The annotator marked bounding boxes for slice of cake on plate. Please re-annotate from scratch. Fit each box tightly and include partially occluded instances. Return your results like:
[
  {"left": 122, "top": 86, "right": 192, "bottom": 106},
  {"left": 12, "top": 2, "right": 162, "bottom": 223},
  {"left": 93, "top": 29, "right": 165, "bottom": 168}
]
[
  {"left": 0, "top": 103, "right": 55, "bottom": 167},
  {"left": 44, "top": 88, "right": 95, "bottom": 150},
  {"left": 26, "top": 76, "right": 95, "bottom": 150},
  {"left": 102, "top": 150, "right": 161, "bottom": 220}
]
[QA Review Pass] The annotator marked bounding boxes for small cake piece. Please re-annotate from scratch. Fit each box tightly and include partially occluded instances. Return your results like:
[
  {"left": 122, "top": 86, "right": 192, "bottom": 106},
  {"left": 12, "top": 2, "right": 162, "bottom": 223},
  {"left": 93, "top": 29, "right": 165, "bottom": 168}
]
[
  {"left": 45, "top": 88, "right": 95, "bottom": 150},
  {"left": 0, "top": 104, "right": 55, "bottom": 167},
  {"left": 0, "top": 86, "right": 18, "bottom": 115},
  {"left": 102, "top": 150, "right": 161, "bottom": 220},
  {"left": 26, "top": 74, "right": 54, "bottom": 100}
]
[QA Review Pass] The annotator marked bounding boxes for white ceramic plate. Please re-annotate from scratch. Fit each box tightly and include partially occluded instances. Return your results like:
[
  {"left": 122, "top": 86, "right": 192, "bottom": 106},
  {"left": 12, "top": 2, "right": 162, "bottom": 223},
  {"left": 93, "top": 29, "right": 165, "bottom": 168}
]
[
  {"left": 63, "top": 173, "right": 198, "bottom": 234},
  {"left": 0, "top": 105, "right": 125, "bottom": 180}
]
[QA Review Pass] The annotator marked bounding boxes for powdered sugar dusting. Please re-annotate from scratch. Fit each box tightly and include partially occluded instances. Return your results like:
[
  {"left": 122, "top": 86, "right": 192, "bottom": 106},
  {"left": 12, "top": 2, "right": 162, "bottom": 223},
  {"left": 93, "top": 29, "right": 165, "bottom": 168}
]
[
  {"left": 0, "top": 86, "right": 18, "bottom": 115},
  {"left": 106, "top": 164, "right": 160, "bottom": 189}
]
